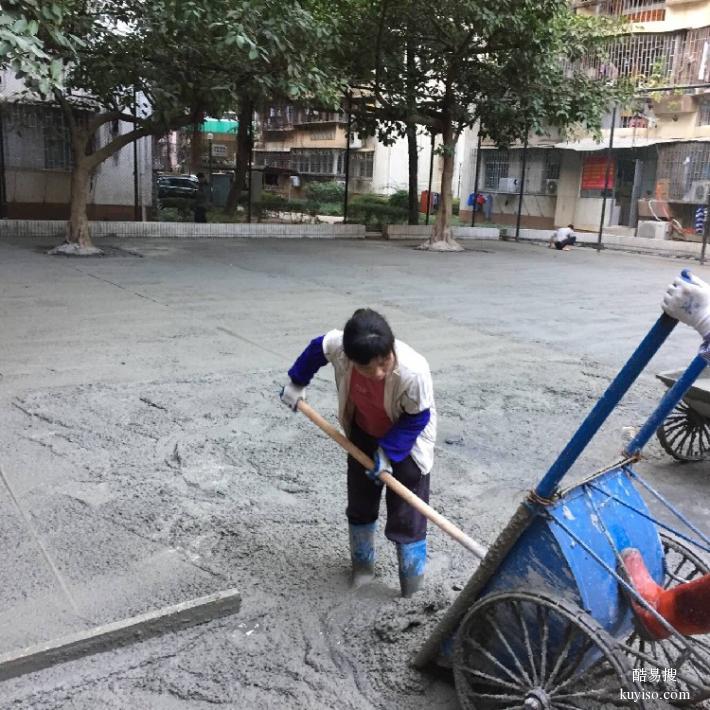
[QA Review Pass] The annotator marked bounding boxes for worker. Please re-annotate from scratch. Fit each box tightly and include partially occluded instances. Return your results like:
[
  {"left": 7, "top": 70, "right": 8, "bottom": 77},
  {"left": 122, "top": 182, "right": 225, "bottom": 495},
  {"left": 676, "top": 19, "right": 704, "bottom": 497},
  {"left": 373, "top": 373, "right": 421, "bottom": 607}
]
[
  {"left": 280, "top": 308, "right": 436, "bottom": 597},
  {"left": 620, "top": 271, "right": 710, "bottom": 638},
  {"left": 548, "top": 224, "right": 577, "bottom": 251}
]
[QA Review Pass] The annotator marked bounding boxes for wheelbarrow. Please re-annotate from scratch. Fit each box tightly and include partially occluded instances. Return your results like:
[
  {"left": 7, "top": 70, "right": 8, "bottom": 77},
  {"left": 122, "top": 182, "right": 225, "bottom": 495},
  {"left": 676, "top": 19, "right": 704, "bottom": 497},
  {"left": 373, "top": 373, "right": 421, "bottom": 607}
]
[
  {"left": 655, "top": 368, "right": 710, "bottom": 462},
  {"left": 413, "top": 270, "right": 710, "bottom": 709}
]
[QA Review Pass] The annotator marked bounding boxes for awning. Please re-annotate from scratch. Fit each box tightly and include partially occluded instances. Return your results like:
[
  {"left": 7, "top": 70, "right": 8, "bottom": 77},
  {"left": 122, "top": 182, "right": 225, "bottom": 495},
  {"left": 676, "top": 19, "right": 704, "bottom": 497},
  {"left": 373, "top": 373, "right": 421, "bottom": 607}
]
[{"left": 554, "top": 136, "right": 710, "bottom": 151}]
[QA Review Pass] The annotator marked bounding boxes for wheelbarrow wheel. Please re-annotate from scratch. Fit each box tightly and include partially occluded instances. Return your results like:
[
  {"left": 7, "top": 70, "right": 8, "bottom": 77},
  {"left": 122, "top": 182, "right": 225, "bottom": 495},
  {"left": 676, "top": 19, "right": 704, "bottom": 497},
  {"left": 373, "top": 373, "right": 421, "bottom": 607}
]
[
  {"left": 621, "top": 532, "right": 710, "bottom": 707},
  {"left": 656, "top": 402, "right": 710, "bottom": 462},
  {"left": 453, "top": 590, "right": 641, "bottom": 710}
]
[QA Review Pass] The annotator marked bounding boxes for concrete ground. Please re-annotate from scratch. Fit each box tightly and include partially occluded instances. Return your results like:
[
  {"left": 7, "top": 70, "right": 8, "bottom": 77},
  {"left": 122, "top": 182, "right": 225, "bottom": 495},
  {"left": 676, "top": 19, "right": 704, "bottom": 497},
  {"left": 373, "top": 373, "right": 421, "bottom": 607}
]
[{"left": 0, "top": 236, "right": 707, "bottom": 709}]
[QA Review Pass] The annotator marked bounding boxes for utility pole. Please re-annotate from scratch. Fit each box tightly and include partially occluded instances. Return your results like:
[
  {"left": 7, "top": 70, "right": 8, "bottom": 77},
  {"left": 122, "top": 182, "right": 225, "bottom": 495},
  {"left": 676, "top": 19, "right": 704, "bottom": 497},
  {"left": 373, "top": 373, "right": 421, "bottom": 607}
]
[{"left": 597, "top": 105, "right": 617, "bottom": 252}]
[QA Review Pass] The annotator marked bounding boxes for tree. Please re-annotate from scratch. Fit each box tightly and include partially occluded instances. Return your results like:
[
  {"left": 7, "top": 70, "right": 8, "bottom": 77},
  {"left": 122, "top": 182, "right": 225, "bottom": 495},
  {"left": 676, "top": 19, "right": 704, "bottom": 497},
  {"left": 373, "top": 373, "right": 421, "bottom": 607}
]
[
  {"left": 219, "top": 0, "right": 343, "bottom": 214},
  {"left": 9, "top": 0, "right": 342, "bottom": 249},
  {"left": 343, "top": 0, "right": 627, "bottom": 250}
]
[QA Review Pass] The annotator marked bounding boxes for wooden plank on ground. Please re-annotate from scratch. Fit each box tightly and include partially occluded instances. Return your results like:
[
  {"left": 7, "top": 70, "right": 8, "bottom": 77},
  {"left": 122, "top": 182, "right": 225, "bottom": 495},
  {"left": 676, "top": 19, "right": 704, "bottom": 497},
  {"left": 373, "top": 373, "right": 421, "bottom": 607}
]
[{"left": 0, "top": 587, "right": 241, "bottom": 682}]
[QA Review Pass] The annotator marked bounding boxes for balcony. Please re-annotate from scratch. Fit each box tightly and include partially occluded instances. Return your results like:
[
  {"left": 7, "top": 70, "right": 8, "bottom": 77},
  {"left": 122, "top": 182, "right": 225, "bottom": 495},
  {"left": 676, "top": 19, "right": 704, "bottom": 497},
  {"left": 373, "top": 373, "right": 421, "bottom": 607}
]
[
  {"left": 262, "top": 118, "right": 294, "bottom": 132},
  {"left": 573, "top": 0, "right": 666, "bottom": 21},
  {"left": 293, "top": 109, "right": 347, "bottom": 126}
]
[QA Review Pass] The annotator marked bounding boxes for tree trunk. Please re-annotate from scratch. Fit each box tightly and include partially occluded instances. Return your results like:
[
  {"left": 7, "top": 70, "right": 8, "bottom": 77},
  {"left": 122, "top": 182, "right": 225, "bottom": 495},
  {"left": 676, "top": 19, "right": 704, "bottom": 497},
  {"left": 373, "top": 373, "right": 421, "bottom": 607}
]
[
  {"left": 224, "top": 99, "right": 253, "bottom": 215},
  {"left": 406, "top": 122, "right": 419, "bottom": 225},
  {"left": 423, "top": 118, "right": 462, "bottom": 251},
  {"left": 190, "top": 124, "right": 203, "bottom": 173},
  {"left": 66, "top": 162, "right": 93, "bottom": 246}
]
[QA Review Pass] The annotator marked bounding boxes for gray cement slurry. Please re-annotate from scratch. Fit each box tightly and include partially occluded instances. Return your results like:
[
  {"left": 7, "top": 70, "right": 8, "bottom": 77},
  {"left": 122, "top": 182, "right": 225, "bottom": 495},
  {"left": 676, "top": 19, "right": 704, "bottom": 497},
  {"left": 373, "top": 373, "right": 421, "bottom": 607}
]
[{"left": 0, "top": 237, "right": 707, "bottom": 708}]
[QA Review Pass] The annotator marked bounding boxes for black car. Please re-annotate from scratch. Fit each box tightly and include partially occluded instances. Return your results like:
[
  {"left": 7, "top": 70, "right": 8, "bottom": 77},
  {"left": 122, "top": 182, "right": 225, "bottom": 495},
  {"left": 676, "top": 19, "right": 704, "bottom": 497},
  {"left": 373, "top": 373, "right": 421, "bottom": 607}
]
[{"left": 157, "top": 175, "right": 199, "bottom": 199}]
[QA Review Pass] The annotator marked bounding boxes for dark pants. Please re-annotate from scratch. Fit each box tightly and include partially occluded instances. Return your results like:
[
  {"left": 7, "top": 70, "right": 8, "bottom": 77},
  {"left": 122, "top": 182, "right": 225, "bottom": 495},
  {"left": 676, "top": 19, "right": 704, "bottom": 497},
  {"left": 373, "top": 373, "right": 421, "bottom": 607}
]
[
  {"left": 194, "top": 206, "right": 207, "bottom": 223},
  {"left": 554, "top": 235, "right": 576, "bottom": 250},
  {"left": 346, "top": 421, "right": 429, "bottom": 544}
]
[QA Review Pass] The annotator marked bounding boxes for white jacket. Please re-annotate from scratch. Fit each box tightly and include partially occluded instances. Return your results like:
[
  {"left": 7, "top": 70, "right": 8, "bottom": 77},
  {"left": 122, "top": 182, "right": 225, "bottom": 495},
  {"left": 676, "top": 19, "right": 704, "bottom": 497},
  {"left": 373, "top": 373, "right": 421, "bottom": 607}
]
[{"left": 322, "top": 330, "right": 437, "bottom": 474}]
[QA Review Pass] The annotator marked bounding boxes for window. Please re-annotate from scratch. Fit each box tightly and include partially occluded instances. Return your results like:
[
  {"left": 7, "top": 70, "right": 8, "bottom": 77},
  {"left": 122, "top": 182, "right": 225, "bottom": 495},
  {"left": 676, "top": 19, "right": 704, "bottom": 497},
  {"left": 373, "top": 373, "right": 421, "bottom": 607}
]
[
  {"left": 311, "top": 128, "right": 336, "bottom": 141},
  {"left": 351, "top": 152, "right": 373, "bottom": 179},
  {"left": 2, "top": 103, "right": 74, "bottom": 171},
  {"left": 254, "top": 151, "right": 290, "bottom": 169},
  {"left": 544, "top": 151, "right": 561, "bottom": 181},
  {"left": 698, "top": 101, "right": 710, "bottom": 126},
  {"left": 291, "top": 149, "right": 344, "bottom": 176},
  {"left": 656, "top": 143, "right": 710, "bottom": 201},
  {"left": 607, "top": 0, "right": 666, "bottom": 22},
  {"left": 483, "top": 150, "right": 509, "bottom": 189}
]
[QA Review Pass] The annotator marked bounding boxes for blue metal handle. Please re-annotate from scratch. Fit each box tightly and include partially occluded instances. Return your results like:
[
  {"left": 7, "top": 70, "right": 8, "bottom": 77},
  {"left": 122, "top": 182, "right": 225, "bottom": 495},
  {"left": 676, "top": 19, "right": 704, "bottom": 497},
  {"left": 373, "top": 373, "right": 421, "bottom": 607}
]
[
  {"left": 535, "top": 313, "right": 678, "bottom": 499},
  {"left": 624, "top": 355, "right": 708, "bottom": 457}
]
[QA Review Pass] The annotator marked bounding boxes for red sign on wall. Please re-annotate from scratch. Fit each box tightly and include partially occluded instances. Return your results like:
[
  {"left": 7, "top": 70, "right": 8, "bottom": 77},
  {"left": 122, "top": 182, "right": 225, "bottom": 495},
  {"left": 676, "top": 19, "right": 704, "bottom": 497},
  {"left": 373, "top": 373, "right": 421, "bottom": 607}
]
[{"left": 581, "top": 155, "right": 616, "bottom": 191}]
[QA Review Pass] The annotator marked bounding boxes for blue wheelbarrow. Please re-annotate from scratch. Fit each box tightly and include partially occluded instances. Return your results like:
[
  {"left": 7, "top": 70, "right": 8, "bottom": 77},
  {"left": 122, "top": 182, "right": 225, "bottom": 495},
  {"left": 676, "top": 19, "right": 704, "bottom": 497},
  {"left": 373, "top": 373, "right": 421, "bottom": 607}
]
[{"left": 414, "top": 271, "right": 710, "bottom": 709}]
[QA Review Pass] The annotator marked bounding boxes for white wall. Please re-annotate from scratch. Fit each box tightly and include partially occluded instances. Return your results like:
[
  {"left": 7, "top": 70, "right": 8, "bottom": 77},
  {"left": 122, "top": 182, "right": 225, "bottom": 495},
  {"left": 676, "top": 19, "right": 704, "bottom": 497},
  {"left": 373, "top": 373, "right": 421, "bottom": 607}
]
[
  {"left": 554, "top": 151, "right": 581, "bottom": 226},
  {"left": 371, "top": 128, "right": 461, "bottom": 198},
  {"left": 92, "top": 124, "right": 153, "bottom": 208}
]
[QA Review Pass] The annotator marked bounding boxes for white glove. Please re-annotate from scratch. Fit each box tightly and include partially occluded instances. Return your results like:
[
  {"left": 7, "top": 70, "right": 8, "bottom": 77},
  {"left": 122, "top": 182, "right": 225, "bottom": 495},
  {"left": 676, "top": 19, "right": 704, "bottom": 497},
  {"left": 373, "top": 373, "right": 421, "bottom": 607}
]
[
  {"left": 662, "top": 272, "right": 710, "bottom": 339},
  {"left": 280, "top": 381, "right": 305, "bottom": 411}
]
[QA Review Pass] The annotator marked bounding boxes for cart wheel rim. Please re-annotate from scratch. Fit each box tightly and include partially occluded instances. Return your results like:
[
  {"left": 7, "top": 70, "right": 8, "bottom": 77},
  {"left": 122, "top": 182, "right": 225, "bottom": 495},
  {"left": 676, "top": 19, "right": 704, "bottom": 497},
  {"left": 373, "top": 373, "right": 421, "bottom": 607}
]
[
  {"left": 656, "top": 402, "right": 710, "bottom": 462},
  {"left": 453, "top": 590, "right": 641, "bottom": 710}
]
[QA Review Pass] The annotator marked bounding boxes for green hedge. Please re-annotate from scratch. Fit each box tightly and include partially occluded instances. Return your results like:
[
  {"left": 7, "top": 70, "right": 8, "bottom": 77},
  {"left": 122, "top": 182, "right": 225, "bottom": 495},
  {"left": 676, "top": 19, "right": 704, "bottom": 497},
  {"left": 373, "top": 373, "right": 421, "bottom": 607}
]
[{"left": 348, "top": 195, "right": 408, "bottom": 230}]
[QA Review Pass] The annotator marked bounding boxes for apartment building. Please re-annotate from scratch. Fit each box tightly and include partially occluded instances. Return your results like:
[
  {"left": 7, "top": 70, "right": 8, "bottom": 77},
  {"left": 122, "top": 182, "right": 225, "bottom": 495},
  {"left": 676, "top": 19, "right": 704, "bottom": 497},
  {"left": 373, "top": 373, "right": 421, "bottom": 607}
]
[
  {"left": 253, "top": 103, "right": 454, "bottom": 201},
  {"left": 460, "top": 0, "right": 710, "bottom": 235}
]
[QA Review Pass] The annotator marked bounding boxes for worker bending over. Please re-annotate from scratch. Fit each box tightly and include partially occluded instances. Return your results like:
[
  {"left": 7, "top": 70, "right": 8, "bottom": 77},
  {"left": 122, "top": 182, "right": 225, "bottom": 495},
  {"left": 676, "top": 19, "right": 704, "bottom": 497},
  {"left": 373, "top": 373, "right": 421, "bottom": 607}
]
[{"left": 280, "top": 309, "right": 436, "bottom": 597}]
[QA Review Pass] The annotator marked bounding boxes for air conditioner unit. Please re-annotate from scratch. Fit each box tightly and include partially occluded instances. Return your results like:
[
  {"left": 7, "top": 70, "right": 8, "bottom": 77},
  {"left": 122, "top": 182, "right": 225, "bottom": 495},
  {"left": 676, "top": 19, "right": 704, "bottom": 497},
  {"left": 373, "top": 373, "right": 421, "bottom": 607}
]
[
  {"left": 498, "top": 177, "right": 519, "bottom": 193},
  {"left": 687, "top": 181, "right": 710, "bottom": 204},
  {"left": 545, "top": 179, "right": 559, "bottom": 195}
]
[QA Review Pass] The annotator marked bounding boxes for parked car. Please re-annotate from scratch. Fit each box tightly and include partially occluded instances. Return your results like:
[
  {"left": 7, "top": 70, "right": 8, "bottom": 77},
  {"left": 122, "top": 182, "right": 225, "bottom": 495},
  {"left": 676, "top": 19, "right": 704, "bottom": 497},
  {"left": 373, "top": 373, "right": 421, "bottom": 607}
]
[{"left": 157, "top": 175, "right": 199, "bottom": 199}]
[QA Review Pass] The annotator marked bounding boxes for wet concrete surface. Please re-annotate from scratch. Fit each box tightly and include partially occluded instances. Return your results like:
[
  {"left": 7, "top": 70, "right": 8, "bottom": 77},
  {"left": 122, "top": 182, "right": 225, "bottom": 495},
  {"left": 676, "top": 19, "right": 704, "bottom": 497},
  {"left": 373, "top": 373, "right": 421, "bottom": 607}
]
[{"left": 0, "top": 237, "right": 707, "bottom": 708}]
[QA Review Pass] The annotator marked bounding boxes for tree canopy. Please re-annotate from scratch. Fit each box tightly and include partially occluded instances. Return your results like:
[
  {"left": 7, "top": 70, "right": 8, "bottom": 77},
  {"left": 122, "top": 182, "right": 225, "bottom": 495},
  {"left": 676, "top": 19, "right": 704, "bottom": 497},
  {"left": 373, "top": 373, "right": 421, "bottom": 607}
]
[{"left": 340, "top": 0, "right": 628, "bottom": 247}]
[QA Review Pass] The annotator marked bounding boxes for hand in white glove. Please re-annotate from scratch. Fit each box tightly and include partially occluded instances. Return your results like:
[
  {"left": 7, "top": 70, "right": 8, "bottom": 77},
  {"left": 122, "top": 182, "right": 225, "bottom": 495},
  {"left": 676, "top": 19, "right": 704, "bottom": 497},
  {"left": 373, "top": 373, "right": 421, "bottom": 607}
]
[
  {"left": 365, "top": 447, "right": 391, "bottom": 485},
  {"left": 662, "top": 272, "right": 710, "bottom": 339},
  {"left": 280, "top": 381, "right": 305, "bottom": 411}
]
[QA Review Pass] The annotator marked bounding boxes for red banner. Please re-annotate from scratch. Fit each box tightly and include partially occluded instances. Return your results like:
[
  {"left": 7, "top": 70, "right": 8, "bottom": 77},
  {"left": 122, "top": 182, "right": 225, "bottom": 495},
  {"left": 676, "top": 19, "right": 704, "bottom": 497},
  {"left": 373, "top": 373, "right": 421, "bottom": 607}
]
[{"left": 581, "top": 155, "right": 615, "bottom": 191}]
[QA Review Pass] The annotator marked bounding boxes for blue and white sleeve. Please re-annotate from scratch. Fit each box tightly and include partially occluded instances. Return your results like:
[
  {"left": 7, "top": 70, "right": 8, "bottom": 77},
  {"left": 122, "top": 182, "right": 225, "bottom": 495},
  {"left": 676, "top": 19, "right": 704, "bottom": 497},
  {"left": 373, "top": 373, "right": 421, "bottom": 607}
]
[
  {"left": 288, "top": 335, "right": 327, "bottom": 386},
  {"left": 378, "top": 409, "right": 431, "bottom": 463}
]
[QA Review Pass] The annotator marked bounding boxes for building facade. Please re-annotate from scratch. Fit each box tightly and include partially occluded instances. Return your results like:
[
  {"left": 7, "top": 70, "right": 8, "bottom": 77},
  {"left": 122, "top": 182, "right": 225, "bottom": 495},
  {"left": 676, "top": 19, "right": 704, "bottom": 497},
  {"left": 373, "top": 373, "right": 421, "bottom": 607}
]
[
  {"left": 253, "top": 103, "right": 454, "bottom": 202},
  {"left": 0, "top": 71, "right": 153, "bottom": 221},
  {"left": 460, "top": 0, "right": 710, "bottom": 235}
]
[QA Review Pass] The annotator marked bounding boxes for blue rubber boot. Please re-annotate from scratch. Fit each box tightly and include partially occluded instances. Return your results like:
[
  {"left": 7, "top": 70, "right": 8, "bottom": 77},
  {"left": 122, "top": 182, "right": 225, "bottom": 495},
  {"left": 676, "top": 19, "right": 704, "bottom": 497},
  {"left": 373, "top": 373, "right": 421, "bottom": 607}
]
[
  {"left": 349, "top": 523, "right": 376, "bottom": 587},
  {"left": 396, "top": 539, "right": 427, "bottom": 597}
]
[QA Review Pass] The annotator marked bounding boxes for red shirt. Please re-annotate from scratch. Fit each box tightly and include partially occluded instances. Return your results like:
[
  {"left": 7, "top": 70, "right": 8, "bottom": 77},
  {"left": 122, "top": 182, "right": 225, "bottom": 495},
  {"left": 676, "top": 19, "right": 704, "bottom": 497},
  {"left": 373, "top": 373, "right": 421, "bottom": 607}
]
[{"left": 349, "top": 369, "right": 392, "bottom": 437}]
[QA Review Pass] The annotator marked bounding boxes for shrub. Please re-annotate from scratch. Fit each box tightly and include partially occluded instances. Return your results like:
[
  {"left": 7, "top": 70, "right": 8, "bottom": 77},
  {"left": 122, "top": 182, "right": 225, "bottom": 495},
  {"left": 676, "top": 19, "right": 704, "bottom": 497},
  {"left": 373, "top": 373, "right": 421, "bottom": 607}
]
[
  {"left": 158, "top": 197, "right": 194, "bottom": 221},
  {"left": 305, "top": 180, "right": 344, "bottom": 204},
  {"left": 388, "top": 190, "right": 409, "bottom": 210},
  {"left": 348, "top": 200, "right": 408, "bottom": 230},
  {"left": 452, "top": 197, "right": 460, "bottom": 215}
]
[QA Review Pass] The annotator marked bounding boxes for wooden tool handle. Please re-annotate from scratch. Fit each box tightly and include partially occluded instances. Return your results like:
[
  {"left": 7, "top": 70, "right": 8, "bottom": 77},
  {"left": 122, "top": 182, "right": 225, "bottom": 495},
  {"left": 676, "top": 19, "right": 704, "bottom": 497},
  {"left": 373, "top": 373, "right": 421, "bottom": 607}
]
[{"left": 297, "top": 400, "right": 487, "bottom": 559}]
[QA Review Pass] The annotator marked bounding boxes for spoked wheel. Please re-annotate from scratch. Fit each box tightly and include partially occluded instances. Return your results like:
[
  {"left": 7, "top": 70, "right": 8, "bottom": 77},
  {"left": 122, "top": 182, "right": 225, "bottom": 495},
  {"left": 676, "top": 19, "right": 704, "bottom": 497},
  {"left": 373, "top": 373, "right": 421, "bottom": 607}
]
[
  {"left": 621, "top": 533, "right": 710, "bottom": 707},
  {"left": 656, "top": 402, "right": 710, "bottom": 462},
  {"left": 453, "top": 591, "right": 641, "bottom": 710}
]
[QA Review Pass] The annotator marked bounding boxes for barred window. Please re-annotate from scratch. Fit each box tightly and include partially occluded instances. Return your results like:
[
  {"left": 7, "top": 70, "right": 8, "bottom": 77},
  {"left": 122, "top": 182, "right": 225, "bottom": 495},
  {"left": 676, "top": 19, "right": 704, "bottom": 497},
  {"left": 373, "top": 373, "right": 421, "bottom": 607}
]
[
  {"left": 254, "top": 151, "right": 290, "bottom": 169},
  {"left": 351, "top": 152, "right": 373, "bottom": 179},
  {"left": 656, "top": 143, "right": 710, "bottom": 202},
  {"left": 607, "top": 0, "right": 666, "bottom": 23},
  {"left": 2, "top": 103, "right": 74, "bottom": 171},
  {"left": 698, "top": 101, "right": 710, "bottom": 126},
  {"left": 483, "top": 150, "right": 509, "bottom": 189},
  {"left": 291, "top": 149, "right": 344, "bottom": 176},
  {"left": 544, "top": 151, "right": 561, "bottom": 180}
]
